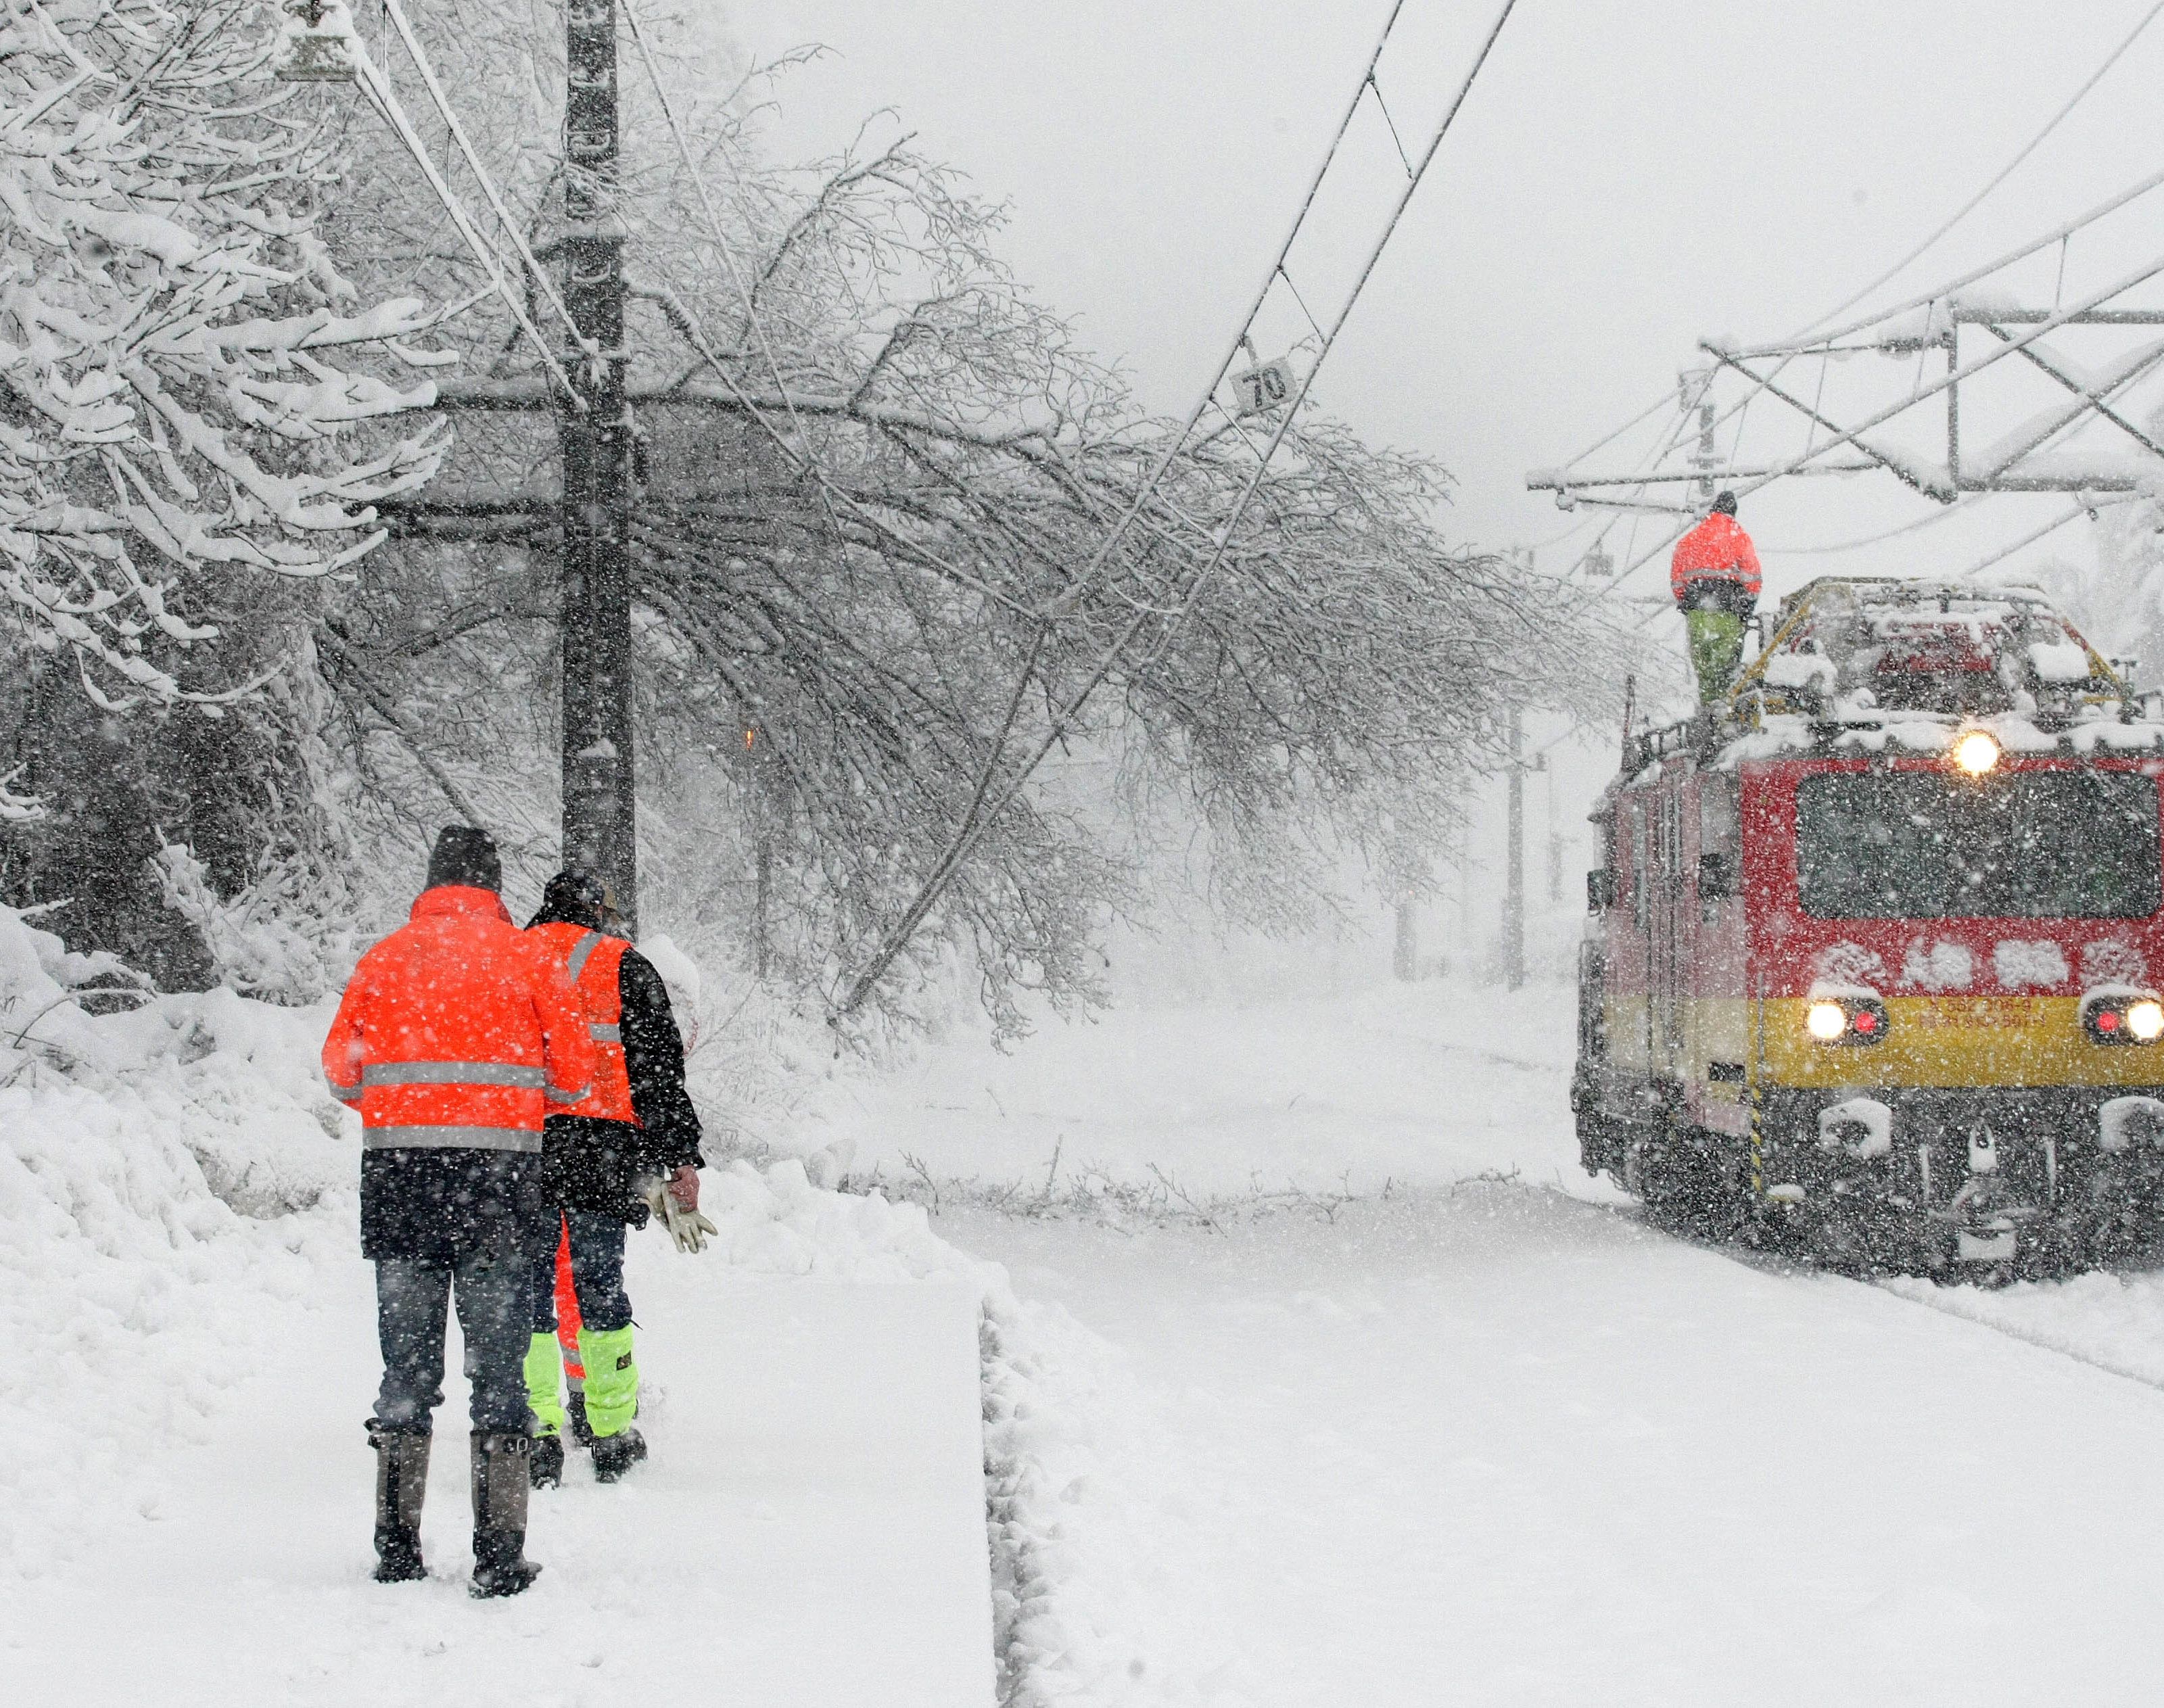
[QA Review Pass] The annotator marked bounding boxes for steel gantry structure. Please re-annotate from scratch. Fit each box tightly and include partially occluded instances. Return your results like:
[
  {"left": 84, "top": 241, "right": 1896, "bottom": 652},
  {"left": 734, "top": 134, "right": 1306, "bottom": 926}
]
[{"left": 1528, "top": 153, "right": 2164, "bottom": 574}]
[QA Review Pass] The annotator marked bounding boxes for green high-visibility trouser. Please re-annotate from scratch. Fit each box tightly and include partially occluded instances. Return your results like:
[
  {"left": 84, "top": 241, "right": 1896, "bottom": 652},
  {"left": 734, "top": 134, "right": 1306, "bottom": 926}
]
[
  {"left": 578, "top": 1325, "right": 638, "bottom": 1438},
  {"left": 1685, "top": 607, "right": 1746, "bottom": 704}
]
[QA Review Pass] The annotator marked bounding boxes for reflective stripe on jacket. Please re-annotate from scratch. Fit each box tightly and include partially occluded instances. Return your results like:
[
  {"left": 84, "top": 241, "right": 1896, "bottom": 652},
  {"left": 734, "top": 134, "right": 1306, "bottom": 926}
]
[
  {"left": 527, "top": 922, "right": 637, "bottom": 1124},
  {"left": 1668, "top": 512, "right": 1763, "bottom": 602},
  {"left": 321, "top": 886, "right": 598, "bottom": 1153}
]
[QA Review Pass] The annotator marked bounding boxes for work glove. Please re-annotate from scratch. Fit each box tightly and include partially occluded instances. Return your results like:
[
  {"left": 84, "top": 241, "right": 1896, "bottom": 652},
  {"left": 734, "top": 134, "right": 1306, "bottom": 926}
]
[{"left": 641, "top": 1172, "right": 718, "bottom": 1254}]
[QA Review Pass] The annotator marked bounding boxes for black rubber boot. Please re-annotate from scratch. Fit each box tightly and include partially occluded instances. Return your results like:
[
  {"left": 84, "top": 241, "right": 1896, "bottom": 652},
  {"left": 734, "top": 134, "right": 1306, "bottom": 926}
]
[
  {"left": 566, "top": 1392, "right": 595, "bottom": 1448},
  {"left": 368, "top": 1421, "right": 431, "bottom": 1584},
  {"left": 528, "top": 1433, "right": 565, "bottom": 1490},
  {"left": 469, "top": 1432, "right": 542, "bottom": 1599},
  {"left": 590, "top": 1426, "right": 648, "bottom": 1484}
]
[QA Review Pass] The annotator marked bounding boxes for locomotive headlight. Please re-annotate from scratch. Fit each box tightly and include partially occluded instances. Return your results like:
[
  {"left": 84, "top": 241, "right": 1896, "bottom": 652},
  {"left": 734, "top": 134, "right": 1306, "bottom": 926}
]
[
  {"left": 2131, "top": 1001, "right": 2164, "bottom": 1041},
  {"left": 1952, "top": 730, "right": 2001, "bottom": 776},
  {"left": 1806, "top": 1001, "right": 1848, "bottom": 1041}
]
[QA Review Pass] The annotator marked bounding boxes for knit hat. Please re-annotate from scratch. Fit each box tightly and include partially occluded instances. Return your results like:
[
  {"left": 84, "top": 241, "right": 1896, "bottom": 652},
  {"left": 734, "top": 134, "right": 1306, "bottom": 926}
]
[
  {"left": 1713, "top": 490, "right": 1737, "bottom": 516},
  {"left": 425, "top": 825, "right": 502, "bottom": 893},
  {"left": 530, "top": 870, "right": 607, "bottom": 931}
]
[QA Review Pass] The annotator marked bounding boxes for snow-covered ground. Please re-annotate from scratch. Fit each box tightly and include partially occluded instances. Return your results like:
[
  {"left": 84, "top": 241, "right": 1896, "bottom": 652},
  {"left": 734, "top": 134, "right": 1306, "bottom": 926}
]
[
  {"left": 21, "top": 917, "right": 2164, "bottom": 1707},
  {"left": 0, "top": 909, "right": 1010, "bottom": 1707},
  {"left": 807, "top": 980, "right": 2164, "bottom": 1706}
]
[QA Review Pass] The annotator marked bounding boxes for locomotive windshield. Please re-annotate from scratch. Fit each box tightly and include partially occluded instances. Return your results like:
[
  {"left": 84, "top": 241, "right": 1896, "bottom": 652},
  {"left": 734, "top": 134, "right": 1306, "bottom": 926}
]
[{"left": 1796, "top": 769, "right": 2163, "bottom": 919}]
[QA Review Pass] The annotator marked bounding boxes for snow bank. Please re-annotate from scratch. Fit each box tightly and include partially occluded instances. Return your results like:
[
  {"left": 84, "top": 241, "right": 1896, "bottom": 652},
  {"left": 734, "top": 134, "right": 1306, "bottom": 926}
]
[
  {"left": 0, "top": 905, "right": 352, "bottom": 1580},
  {"left": 690, "top": 1156, "right": 1170, "bottom": 1706}
]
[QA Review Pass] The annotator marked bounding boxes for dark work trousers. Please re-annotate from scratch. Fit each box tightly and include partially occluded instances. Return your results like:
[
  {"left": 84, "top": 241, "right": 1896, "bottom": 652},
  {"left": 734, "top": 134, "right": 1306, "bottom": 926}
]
[
  {"left": 373, "top": 1250, "right": 534, "bottom": 1434},
  {"left": 529, "top": 1208, "right": 634, "bottom": 1335},
  {"left": 530, "top": 1204, "right": 632, "bottom": 1342}
]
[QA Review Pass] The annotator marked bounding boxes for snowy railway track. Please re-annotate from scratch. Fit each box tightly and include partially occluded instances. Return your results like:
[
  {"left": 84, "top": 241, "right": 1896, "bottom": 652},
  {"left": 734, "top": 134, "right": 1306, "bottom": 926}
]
[
  {"left": 1860, "top": 1274, "right": 2164, "bottom": 1397},
  {"left": 1372, "top": 1028, "right": 1564, "bottom": 1078},
  {"left": 1601, "top": 1193, "right": 2164, "bottom": 1403}
]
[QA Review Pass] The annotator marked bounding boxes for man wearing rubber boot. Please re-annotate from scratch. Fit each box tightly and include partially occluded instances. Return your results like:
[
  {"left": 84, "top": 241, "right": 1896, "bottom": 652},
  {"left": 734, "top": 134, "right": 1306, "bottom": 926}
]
[
  {"left": 523, "top": 870, "right": 709, "bottom": 1486},
  {"left": 1669, "top": 490, "right": 1763, "bottom": 705},
  {"left": 323, "top": 827, "right": 595, "bottom": 1596}
]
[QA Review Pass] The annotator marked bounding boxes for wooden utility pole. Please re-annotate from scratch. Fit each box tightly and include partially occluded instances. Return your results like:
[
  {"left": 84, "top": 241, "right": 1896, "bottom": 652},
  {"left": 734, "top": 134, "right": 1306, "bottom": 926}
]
[{"left": 558, "top": 0, "right": 638, "bottom": 933}]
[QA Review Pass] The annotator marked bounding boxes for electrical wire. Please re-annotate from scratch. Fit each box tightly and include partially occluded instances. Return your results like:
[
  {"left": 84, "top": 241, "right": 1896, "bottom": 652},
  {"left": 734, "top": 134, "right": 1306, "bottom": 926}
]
[
  {"left": 832, "top": 0, "right": 1527, "bottom": 1015},
  {"left": 1797, "top": 0, "right": 2164, "bottom": 337},
  {"left": 1762, "top": 500, "right": 1980, "bottom": 555},
  {"left": 346, "top": 34, "right": 578, "bottom": 402},
  {"left": 1546, "top": 13, "right": 2164, "bottom": 556},
  {"left": 1954, "top": 499, "right": 2116, "bottom": 579},
  {"left": 375, "top": 0, "right": 587, "bottom": 356}
]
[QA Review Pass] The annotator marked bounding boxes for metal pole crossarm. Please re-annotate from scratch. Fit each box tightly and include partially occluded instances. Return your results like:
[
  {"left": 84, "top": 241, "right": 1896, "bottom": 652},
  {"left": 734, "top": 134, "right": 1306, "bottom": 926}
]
[
  {"left": 1529, "top": 461, "right": 1881, "bottom": 490},
  {"left": 1726, "top": 305, "right": 2164, "bottom": 362}
]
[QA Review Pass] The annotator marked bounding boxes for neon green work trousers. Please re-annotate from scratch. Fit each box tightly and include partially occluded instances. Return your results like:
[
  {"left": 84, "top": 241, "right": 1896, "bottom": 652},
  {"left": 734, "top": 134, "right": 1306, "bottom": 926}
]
[{"left": 1685, "top": 607, "right": 1746, "bottom": 704}]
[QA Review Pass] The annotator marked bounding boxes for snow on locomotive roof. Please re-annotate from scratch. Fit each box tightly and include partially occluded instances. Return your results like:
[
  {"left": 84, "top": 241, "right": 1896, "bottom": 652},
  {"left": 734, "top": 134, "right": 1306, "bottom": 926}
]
[
  {"left": 1730, "top": 573, "right": 2142, "bottom": 736},
  {"left": 1606, "top": 574, "right": 2164, "bottom": 796}
]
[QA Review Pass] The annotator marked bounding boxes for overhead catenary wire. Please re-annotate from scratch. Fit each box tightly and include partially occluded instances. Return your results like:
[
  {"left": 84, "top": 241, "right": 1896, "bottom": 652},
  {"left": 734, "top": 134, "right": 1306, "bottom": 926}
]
[
  {"left": 1797, "top": 0, "right": 2164, "bottom": 337},
  {"left": 831, "top": 0, "right": 1527, "bottom": 1017},
  {"left": 1565, "top": 231, "right": 2164, "bottom": 623},
  {"left": 345, "top": 28, "right": 580, "bottom": 403},
  {"left": 1955, "top": 498, "right": 2124, "bottom": 579},
  {"left": 1547, "top": 23, "right": 2164, "bottom": 578},
  {"left": 375, "top": 0, "right": 588, "bottom": 357},
  {"left": 1761, "top": 500, "right": 1980, "bottom": 555}
]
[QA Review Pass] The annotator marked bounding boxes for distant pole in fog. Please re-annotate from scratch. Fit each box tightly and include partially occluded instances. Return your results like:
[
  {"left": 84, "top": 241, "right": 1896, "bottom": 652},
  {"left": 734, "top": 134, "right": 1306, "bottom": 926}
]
[
  {"left": 1393, "top": 899, "right": 1417, "bottom": 981},
  {"left": 1505, "top": 705, "right": 1525, "bottom": 990},
  {"left": 1545, "top": 757, "right": 1563, "bottom": 905}
]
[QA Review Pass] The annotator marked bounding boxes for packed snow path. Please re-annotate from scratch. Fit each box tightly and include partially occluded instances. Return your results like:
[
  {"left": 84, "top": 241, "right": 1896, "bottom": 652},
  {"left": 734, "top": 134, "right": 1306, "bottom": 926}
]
[
  {"left": 815, "top": 985, "right": 2164, "bottom": 1706},
  {"left": 9, "top": 1256, "right": 995, "bottom": 1707}
]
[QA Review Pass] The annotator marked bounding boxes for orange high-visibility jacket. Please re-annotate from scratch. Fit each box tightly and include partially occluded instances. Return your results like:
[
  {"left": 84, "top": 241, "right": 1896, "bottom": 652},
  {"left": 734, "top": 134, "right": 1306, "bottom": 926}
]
[
  {"left": 1668, "top": 512, "right": 1763, "bottom": 602},
  {"left": 322, "top": 886, "right": 597, "bottom": 1153},
  {"left": 527, "top": 923, "right": 636, "bottom": 1124}
]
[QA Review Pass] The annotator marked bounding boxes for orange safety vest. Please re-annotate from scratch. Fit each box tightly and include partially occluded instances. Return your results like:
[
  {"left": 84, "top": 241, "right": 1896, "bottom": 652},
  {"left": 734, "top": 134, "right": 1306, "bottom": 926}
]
[
  {"left": 527, "top": 922, "right": 638, "bottom": 1124},
  {"left": 321, "top": 886, "right": 596, "bottom": 1152}
]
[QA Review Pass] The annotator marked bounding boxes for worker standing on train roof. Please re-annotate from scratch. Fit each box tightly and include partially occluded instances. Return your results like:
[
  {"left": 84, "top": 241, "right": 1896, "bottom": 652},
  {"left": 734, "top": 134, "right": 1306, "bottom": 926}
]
[
  {"left": 523, "top": 870, "right": 712, "bottom": 1488},
  {"left": 1669, "top": 490, "right": 1763, "bottom": 704},
  {"left": 322, "top": 826, "right": 596, "bottom": 1598}
]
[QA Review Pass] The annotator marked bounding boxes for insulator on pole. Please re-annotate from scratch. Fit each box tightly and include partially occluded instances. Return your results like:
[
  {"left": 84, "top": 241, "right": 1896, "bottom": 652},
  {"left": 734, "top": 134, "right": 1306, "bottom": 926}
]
[{"left": 273, "top": 1, "right": 360, "bottom": 82}]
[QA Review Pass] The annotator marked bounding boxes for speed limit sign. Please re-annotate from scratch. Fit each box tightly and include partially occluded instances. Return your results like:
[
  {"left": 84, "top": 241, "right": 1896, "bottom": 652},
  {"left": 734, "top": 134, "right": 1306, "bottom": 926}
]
[{"left": 1231, "top": 358, "right": 1295, "bottom": 415}]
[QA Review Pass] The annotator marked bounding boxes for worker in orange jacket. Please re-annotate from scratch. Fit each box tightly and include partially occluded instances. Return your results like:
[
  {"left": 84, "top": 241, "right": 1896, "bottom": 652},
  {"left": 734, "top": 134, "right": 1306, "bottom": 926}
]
[
  {"left": 322, "top": 826, "right": 596, "bottom": 1598},
  {"left": 1669, "top": 491, "right": 1763, "bottom": 703},
  {"left": 522, "top": 870, "right": 709, "bottom": 1487}
]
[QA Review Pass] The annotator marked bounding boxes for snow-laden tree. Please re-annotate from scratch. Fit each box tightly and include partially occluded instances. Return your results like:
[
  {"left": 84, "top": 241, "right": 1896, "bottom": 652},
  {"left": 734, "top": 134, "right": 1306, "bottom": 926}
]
[
  {"left": 319, "top": 27, "right": 1636, "bottom": 1032},
  {"left": 0, "top": 0, "right": 450, "bottom": 707},
  {"left": 275, "top": 5, "right": 1645, "bottom": 1033},
  {"left": 4, "top": 1, "right": 1639, "bottom": 1022},
  {"left": 0, "top": 0, "right": 452, "bottom": 985}
]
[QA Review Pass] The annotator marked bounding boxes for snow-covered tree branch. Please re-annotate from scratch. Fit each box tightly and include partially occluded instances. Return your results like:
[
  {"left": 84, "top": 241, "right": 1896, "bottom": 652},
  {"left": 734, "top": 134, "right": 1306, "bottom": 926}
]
[{"left": 0, "top": 0, "right": 453, "bottom": 705}]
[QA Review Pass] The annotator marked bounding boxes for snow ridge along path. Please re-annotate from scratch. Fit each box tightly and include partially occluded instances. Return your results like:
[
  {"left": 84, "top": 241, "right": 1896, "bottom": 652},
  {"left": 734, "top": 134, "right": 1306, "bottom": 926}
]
[{"left": 5, "top": 905, "right": 1169, "bottom": 1707}]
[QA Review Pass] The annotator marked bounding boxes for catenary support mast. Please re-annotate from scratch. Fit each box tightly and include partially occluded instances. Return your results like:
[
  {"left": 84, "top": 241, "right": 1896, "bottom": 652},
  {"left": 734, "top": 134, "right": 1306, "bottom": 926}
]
[{"left": 559, "top": 0, "right": 637, "bottom": 933}]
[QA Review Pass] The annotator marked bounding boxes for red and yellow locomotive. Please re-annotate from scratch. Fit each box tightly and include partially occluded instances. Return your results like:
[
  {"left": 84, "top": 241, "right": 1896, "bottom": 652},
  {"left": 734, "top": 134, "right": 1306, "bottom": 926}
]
[{"left": 1575, "top": 576, "right": 2164, "bottom": 1272}]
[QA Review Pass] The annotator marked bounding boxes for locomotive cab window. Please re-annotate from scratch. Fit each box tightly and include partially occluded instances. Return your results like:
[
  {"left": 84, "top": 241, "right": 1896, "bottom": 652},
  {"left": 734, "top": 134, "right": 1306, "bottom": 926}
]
[{"left": 1796, "top": 769, "right": 2163, "bottom": 919}]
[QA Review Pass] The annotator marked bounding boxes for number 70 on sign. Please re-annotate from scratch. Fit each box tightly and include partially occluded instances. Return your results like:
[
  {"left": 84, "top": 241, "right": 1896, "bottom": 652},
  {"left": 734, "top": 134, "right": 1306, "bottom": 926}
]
[{"left": 1230, "top": 357, "right": 1296, "bottom": 416}]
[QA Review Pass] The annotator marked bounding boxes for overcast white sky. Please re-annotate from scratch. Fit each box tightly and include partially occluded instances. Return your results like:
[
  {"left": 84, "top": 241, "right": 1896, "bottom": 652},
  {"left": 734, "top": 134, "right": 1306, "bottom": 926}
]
[
  {"left": 715, "top": 1, "right": 2164, "bottom": 593},
  {"left": 706, "top": 0, "right": 2164, "bottom": 941}
]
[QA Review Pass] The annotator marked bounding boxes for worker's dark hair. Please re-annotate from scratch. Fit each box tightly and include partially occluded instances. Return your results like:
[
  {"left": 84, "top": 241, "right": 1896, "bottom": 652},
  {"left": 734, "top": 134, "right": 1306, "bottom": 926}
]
[
  {"left": 1713, "top": 490, "right": 1738, "bottom": 516},
  {"left": 530, "top": 869, "right": 607, "bottom": 930},
  {"left": 426, "top": 825, "right": 500, "bottom": 893}
]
